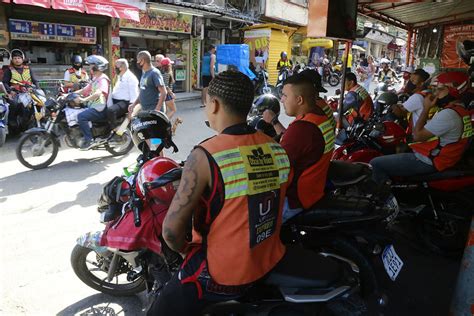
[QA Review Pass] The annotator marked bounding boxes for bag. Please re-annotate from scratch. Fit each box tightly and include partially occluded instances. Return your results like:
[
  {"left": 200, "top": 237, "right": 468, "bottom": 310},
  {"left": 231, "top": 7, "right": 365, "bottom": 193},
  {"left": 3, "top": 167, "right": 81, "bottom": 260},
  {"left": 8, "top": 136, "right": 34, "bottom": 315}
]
[{"left": 97, "top": 176, "right": 131, "bottom": 221}]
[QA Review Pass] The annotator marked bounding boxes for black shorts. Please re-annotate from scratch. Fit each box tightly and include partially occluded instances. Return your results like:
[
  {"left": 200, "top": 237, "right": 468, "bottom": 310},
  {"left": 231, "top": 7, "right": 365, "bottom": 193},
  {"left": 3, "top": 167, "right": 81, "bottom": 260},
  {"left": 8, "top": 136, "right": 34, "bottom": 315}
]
[{"left": 202, "top": 75, "right": 213, "bottom": 88}]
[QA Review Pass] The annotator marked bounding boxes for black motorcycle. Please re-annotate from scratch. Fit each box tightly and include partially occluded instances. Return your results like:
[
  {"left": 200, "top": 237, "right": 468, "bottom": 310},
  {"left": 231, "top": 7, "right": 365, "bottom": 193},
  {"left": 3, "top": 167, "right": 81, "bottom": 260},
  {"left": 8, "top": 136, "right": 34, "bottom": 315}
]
[
  {"left": 253, "top": 68, "right": 274, "bottom": 96},
  {"left": 322, "top": 63, "right": 340, "bottom": 87},
  {"left": 16, "top": 94, "right": 133, "bottom": 170},
  {"left": 276, "top": 66, "right": 292, "bottom": 98}
]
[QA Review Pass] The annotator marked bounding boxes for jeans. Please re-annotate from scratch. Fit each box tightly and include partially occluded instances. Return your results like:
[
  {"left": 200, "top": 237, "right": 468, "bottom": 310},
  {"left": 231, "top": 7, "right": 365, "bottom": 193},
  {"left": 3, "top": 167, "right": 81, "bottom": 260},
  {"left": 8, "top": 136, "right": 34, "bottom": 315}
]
[
  {"left": 77, "top": 108, "right": 107, "bottom": 142},
  {"left": 107, "top": 99, "right": 129, "bottom": 127},
  {"left": 370, "top": 153, "right": 437, "bottom": 184}
]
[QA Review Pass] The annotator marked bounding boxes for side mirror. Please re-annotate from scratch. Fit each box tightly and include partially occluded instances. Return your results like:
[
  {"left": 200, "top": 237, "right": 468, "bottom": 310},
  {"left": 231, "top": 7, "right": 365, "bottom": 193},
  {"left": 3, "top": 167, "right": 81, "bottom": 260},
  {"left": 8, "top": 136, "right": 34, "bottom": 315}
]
[{"left": 335, "top": 89, "right": 341, "bottom": 95}]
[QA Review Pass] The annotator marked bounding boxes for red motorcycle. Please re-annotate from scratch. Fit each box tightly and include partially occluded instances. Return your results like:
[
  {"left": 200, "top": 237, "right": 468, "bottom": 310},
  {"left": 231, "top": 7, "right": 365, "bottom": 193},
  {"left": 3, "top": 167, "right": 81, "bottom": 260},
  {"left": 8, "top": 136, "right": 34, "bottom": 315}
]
[{"left": 332, "top": 106, "right": 474, "bottom": 257}]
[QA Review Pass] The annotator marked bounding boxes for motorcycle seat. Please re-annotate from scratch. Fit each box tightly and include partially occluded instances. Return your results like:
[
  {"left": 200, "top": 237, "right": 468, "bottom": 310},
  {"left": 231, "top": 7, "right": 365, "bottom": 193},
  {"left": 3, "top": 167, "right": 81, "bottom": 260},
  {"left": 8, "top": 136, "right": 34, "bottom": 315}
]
[
  {"left": 288, "top": 195, "right": 374, "bottom": 225},
  {"left": 401, "top": 168, "right": 474, "bottom": 182},
  {"left": 265, "top": 245, "right": 340, "bottom": 288},
  {"left": 328, "top": 161, "right": 371, "bottom": 187}
]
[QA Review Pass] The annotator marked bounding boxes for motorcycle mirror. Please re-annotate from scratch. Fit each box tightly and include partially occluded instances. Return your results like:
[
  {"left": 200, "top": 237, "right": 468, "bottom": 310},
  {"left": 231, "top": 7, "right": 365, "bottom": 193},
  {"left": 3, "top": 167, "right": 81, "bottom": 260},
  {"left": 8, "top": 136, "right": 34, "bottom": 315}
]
[{"left": 335, "top": 89, "right": 341, "bottom": 95}]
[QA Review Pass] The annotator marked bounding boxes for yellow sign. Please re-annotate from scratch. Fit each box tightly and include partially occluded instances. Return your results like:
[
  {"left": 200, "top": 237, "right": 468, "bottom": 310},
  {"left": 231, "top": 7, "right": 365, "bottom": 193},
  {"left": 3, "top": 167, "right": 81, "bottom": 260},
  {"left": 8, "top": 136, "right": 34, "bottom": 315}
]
[{"left": 240, "top": 144, "right": 280, "bottom": 195}]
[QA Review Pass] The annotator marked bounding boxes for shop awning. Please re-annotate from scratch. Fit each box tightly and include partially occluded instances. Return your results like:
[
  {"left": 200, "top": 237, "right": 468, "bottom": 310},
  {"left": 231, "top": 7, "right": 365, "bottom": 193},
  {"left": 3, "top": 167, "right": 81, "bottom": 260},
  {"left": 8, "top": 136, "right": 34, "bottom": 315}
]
[
  {"left": 51, "top": 0, "right": 84, "bottom": 13},
  {"left": 11, "top": 0, "right": 49, "bottom": 7}
]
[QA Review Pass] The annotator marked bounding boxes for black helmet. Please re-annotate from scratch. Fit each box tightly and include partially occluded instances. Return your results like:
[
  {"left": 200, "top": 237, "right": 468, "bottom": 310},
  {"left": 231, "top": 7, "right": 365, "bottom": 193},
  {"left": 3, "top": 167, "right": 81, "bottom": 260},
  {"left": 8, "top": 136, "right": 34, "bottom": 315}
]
[
  {"left": 130, "top": 111, "right": 177, "bottom": 153},
  {"left": 11, "top": 49, "right": 24, "bottom": 59},
  {"left": 71, "top": 55, "right": 83, "bottom": 66},
  {"left": 376, "top": 92, "right": 398, "bottom": 106},
  {"left": 299, "top": 68, "right": 328, "bottom": 93},
  {"left": 85, "top": 55, "right": 108, "bottom": 72},
  {"left": 281, "top": 51, "right": 288, "bottom": 58},
  {"left": 250, "top": 94, "right": 280, "bottom": 117},
  {"left": 248, "top": 116, "right": 277, "bottom": 138}
]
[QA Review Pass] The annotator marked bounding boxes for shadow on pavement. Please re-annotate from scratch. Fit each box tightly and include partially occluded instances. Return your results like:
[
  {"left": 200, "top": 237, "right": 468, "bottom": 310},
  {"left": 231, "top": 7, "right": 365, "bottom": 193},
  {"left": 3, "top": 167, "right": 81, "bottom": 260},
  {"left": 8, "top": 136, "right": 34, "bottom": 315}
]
[
  {"left": 48, "top": 182, "right": 102, "bottom": 214},
  {"left": 0, "top": 156, "right": 128, "bottom": 198},
  {"left": 56, "top": 293, "right": 143, "bottom": 316}
]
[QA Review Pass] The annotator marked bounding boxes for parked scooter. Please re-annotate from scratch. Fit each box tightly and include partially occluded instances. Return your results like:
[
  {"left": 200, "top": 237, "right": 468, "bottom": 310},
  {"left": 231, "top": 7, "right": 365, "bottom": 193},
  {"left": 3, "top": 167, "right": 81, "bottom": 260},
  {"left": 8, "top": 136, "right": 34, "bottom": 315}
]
[
  {"left": 252, "top": 68, "right": 274, "bottom": 96},
  {"left": 15, "top": 93, "right": 134, "bottom": 170},
  {"left": 322, "top": 62, "right": 340, "bottom": 87},
  {"left": 276, "top": 66, "right": 292, "bottom": 98}
]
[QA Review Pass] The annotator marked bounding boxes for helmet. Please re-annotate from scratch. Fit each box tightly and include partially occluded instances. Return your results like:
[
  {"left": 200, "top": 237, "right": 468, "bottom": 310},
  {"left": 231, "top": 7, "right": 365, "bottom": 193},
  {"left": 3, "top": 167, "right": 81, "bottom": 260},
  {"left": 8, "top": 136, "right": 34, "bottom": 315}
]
[
  {"left": 130, "top": 110, "right": 176, "bottom": 153},
  {"left": 380, "top": 58, "right": 390, "bottom": 65},
  {"left": 299, "top": 68, "right": 328, "bottom": 93},
  {"left": 430, "top": 71, "right": 469, "bottom": 98},
  {"left": 135, "top": 157, "right": 181, "bottom": 205},
  {"left": 11, "top": 49, "right": 25, "bottom": 59},
  {"left": 456, "top": 39, "right": 474, "bottom": 66},
  {"left": 85, "top": 55, "right": 108, "bottom": 72},
  {"left": 71, "top": 55, "right": 83, "bottom": 66},
  {"left": 247, "top": 116, "right": 277, "bottom": 138},
  {"left": 376, "top": 92, "right": 398, "bottom": 106},
  {"left": 250, "top": 94, "right": 280, "bottom": 117},
  {"left": 281, "top": 51, "right": 288, "bottom": 59}
]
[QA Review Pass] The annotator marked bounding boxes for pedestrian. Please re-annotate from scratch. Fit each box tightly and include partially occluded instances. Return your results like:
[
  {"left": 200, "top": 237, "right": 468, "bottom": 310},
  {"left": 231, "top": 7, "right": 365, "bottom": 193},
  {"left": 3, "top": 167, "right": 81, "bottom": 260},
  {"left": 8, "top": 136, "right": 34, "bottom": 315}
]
[
  {"left": 201, "top": 45, "right": 216, "bottom": 108},
  {"left": 364, "top": 55, "right": 376, "bottom": 92},
  {"left": 107, "top": 58, "right": 139, "bottom": 129},
  {"left": 128, "top": 51, "right": 166, "bottom": 117},
  {"left": 161, "top": 57, "right": 177, "bottom": 119},
  {"left": 155, "top": 54, "right": 164, "bottom": 69}
]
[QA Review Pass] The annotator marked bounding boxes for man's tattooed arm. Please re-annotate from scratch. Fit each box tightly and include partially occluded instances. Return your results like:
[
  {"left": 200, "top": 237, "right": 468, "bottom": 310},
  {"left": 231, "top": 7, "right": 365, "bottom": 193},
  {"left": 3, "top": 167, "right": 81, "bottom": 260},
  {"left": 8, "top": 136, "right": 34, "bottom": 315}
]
[{"left": 162, "top": 148, "right": 210, "bottom": 253}]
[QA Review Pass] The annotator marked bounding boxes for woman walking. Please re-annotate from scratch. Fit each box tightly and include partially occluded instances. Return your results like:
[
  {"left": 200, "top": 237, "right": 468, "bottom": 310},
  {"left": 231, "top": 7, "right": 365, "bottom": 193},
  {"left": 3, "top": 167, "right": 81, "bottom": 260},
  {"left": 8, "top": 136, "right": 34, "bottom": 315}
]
[
  {"left": 363, "top": 55, "right": 376, "bottom": 92},
  {"left": 161, "top": 57, "right": 177, "bottom": 119}
]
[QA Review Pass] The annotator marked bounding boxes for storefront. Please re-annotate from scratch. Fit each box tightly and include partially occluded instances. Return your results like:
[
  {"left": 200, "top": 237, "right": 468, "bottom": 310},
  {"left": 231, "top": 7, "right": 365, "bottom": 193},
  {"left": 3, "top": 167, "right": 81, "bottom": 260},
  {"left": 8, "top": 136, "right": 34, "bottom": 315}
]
[
  {"left": 119, "top": 4, "right": 197, "bottom": 93},
  {"left": 1, "top": 0, "right": 139, "bottom": 94}
]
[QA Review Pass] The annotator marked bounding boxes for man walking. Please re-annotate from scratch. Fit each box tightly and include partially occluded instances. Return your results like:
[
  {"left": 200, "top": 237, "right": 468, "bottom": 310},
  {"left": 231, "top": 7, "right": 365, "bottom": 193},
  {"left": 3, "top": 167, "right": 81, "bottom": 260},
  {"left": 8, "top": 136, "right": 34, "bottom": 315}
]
[{"left": 201, "top": 45, "right": 216, "bottom": 107}]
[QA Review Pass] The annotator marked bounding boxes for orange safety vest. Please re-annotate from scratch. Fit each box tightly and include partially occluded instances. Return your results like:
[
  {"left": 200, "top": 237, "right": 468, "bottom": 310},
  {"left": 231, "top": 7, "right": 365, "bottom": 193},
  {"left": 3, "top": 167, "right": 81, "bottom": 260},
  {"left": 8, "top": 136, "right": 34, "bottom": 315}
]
[
  {"left": 278, "top": 60, "right": 292, "bottom": 69},
  {"left": 316, "top": 98, "right": 337, "bottom": 130},
  {"left": 283, "top": 112, "right": 335, "bottom": 209},
  {"left": 410, "top": 103, "right": 473, "bottom": 171},
  {"left": 347, "top": 84, "right": 373, "bottom": 124},
  {"left": 198, "top": 131, "right": 291, "bottom": 285},
  {"left": 9, "top": 65, "right": 32, "bottom": 86},
  {"left": 67, "top": 67, "right": 88, "bottom": 83}
]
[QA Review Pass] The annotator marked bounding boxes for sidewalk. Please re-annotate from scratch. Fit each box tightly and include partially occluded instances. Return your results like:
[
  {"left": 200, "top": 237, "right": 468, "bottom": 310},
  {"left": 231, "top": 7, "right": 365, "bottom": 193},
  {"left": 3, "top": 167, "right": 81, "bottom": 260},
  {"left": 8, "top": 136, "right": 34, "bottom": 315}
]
[{"left": 175, "top": 91, "right": 201, "bottom": 102}]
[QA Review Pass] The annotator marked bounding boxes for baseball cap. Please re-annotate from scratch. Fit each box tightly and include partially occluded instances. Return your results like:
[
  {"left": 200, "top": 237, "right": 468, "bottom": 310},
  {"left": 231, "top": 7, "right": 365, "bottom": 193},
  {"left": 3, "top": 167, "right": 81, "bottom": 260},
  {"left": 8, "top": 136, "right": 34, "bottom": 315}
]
[
  {"left": 413, "top": 68, "right": 430, "bottom": 82},
  {"left": 299, "top": 68, "right": 328, "bottom": 93},
  {"left": 161, "top": 57, "right": 174, "bottom": 66}
]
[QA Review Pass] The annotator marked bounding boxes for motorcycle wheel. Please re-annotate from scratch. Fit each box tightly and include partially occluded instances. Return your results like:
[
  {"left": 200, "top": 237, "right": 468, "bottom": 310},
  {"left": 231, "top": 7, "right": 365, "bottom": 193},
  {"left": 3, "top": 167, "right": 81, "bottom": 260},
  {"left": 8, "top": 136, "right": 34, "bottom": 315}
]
[
  {"left": 329, "top": 74, "right": 340, "bottom": 87},
  {"left": 16, "top": 131, "right": 58, "bottom": 170},
  {"left": 416, "top": 192, "right": 472, "bottom": 257},
  {"left": 325, "top": 295, "right": 368, "bottom": 316},
  {"left": 71, "top": 245, "right": 146, "bottom": 296},
  {"left": 0, "top": 128, "right": 5, "bottom": 147},
  {"left": 105, "top": 130, "right": 134, "bottom": 156}
]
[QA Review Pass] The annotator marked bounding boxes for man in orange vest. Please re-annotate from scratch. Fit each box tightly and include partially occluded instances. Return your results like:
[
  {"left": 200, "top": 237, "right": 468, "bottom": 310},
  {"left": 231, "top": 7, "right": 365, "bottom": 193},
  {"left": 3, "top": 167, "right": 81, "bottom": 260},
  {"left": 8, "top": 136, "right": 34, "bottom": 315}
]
[
  {"left": 149, "top": 71, "right": 290, "bottom": 315},
  {"left": 2, "top": 49, "right": 38, "bottom": 95},
  {"left": 63, "top": 55, "right": 89, "bottom": 91},
  {"left": 342, "top": 72, "right": 373, "bottom": 127},
  {"left": 370, "top": 71, "right": 472, "bottom": 184},
  {"left": 262, "top": 73, "right": 335, "bottom": 221}
]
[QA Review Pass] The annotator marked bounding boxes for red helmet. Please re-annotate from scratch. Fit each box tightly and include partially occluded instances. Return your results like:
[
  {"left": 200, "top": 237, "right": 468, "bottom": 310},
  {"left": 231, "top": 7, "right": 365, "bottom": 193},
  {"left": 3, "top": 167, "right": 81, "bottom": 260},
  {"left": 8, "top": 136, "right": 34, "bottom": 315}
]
[
  {"left": 431, "top": 71, "right": 469, "bottom": 98},
  {"left": 136, "top": 157, "right": 181, "bottom": 206}
]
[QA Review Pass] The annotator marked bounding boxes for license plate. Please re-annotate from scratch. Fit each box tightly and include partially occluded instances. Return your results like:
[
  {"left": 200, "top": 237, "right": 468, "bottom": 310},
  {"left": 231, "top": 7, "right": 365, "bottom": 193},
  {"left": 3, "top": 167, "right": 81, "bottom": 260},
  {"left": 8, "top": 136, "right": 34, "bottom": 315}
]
[{"left": 382, "top": 245, "right": 403, "bottom": 281}]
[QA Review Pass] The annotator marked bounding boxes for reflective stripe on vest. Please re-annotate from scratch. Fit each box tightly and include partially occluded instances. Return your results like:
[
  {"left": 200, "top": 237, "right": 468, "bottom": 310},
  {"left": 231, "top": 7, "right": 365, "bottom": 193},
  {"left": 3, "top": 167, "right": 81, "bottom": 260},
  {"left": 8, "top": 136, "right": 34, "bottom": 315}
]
[
  {"left": 199, "top": 131, "right": 289, "bottom": 285},
  {"left": 68, "top": 68, "right": 87, "bottom": 83},
  {"left": 10, "top": 66, "right": 32, "bottom": 85},
  {"left": 409, "top": 104, "right": 473, "bottom": 171},
  {"left": 278, "top": 60, "right": 291, "bottom": 68},
  {"left": 288, "top": 112, "right": 335, "bottom": 209},
  {"left": 317, "top": 98, "right": 336, "bottom": 130}
]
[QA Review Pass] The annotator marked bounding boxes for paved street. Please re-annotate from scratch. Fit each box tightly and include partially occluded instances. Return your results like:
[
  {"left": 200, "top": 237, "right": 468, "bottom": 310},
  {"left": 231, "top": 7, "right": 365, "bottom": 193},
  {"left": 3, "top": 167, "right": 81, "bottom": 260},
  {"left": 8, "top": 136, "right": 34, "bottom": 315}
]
[{"left": 0, "top": 85, "right": 461, "bottom": 315}]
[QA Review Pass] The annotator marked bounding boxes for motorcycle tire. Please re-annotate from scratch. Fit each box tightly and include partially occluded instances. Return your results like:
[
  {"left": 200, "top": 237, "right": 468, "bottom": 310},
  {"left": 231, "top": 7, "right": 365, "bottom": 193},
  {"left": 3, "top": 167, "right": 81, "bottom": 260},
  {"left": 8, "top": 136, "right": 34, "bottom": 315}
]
[
  {"left": 329, "top": 74, "right": 340, "bottom": 87},
  {"left": 416, "top": 192, "right": 473, "bottom": 258},
  {"left": 16, "top": 131, "right": 58, "bottom": 170},
  {"left": 71, "top": 245, "right": 146, "bottom": 296},
  {"left": 325, "top": 294, "right": 368, "bottom": 316},
  {"left": 0, "top": 128, "right": 5, "bottom": 147},
  {"left": 105, "top": 130, "right": 134, "bottom": 157}
]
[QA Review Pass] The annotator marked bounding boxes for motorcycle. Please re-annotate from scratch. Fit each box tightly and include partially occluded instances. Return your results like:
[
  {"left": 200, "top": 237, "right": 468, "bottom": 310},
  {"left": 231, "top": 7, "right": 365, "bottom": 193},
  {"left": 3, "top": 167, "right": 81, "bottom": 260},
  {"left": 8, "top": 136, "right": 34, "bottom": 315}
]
[
  {"left": 15, "top": 94, "right": 134, "bottom": 170},
  {"left": 276, "top": 66, "right": 292, "bottom": 98},
  {"left": 7, "top": 81, "right": 47, "bottom": 134},
  {"left": 0, "top": 94, "right": 8, "bottom": 147},
  {"left": 71, "top": 142, "right": 372, "bottom": 315},
  {"left": 322, "top": 63, "right": 340, "bottom": 87},
  {"left": 253, "top": 68, "right": 274, "bottom": 96},
  {"left": 373, "top": 80, "right": 396, "bottom": 98},
  {"left": 333, "top": 109, "right": 474, "bottom": 257}
]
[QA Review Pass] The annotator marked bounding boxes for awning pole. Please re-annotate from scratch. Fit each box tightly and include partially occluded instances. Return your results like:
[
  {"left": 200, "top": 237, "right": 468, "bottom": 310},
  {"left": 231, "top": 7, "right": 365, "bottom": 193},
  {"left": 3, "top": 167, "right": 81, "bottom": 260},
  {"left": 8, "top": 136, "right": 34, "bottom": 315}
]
[
  {"left": 338, "top": 40, "right": 352, "bottom": 129},
  {"left": 410, "top": 30, "right": 417, "bottom": 66},
  {"left": 406, "top": 27, "right": 412, "bottom": 66}
]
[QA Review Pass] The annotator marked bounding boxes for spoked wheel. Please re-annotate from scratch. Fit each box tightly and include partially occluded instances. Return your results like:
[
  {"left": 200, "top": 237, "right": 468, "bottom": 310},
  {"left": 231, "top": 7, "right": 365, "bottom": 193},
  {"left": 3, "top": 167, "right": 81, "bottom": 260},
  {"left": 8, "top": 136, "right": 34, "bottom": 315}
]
[
  {"left": 70, "top": 245, "right": 146, "bottom": 296},
  {"left": 16, "top": 131, "right": 58, "bottom": 169},
  {"left": 417, "top": 193, "right": 473, "bottom": 257},
  {"left": 105, "top": 130, "right": 134, "bottom": 156},
  {"left": 329, "top": 74, "right": 340, "bottom": 87}
]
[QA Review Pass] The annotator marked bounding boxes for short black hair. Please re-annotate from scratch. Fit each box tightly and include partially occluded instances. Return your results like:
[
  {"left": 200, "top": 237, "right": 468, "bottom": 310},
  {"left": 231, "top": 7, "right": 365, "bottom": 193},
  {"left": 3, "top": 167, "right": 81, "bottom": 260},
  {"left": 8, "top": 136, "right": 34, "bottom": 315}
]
[
  {"left": 208, "top": 70, "right": 254, "bottom": 117},
  {"left": 346, "top": 72, "right": 357, "bottom": 84},
  {"left": 209, "top": 45, "right": 216, "bottom": 51},
  {"left": 283, "top": 73, "right": 317, "bottom": 105}
]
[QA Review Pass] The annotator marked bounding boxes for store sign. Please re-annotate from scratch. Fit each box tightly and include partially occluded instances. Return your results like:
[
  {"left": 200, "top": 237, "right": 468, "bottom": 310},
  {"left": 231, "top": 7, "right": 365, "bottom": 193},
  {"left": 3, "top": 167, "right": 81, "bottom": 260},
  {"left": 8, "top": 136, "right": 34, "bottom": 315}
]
[
  {"left": 9, "top": 19, "right": 96, "bottom": 44},
  {"left": 441, "top": 24, "right": 474, "bottom": 69},
  {"left": 120, "top": 7, "right": 192, "bottom": 34},
  {"left": 51, "top": 0, "right": 85, "bottom": 13},
  {"left": 12, "top": 0, "right": 49, "bottom": 8},
  {"left": 244, "top": 29, "right": 271, "bottom": 68}
]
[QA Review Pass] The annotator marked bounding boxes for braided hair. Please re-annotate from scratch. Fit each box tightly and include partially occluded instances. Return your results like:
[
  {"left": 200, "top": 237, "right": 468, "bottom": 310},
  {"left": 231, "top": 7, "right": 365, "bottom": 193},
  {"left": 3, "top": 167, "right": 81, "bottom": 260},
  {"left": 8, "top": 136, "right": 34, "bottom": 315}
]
[{"left": 208, "top": 70, "right": 254, "bottom": 117}]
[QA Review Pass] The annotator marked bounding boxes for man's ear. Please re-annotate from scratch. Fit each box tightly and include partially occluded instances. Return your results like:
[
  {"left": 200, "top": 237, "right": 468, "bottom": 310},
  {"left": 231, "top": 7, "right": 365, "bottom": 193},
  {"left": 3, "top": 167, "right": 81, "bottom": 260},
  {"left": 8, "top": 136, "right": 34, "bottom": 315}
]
[
  {"left": 297, "top": 95, "right": 304, "bottom": 106},
  {"left": 209, "top": 96, "right": 220, "bottom": 114}
]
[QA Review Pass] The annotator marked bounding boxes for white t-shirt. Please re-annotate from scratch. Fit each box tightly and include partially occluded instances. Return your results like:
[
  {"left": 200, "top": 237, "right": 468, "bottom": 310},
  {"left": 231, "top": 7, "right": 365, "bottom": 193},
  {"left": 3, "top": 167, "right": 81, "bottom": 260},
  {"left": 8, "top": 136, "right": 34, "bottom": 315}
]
[
  {"left": 414, "top": 108, "right": 464, "bottom": 165},
  {"left": 402, "top": 93, "right": 424, "bottom": 127}
]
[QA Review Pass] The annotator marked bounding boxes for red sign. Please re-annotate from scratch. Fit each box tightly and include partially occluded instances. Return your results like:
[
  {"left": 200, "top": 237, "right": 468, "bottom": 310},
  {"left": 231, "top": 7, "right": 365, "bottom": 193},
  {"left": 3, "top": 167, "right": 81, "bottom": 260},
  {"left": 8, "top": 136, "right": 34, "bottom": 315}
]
[
  {"left": 441, "top": 24, "right": 474, "bottom": 69},
  {"left": 51, "top": 0, "right": 84, "bottom": 13},
  {"left": 13, "top": 0, "right": 49, "bottom": 7},
  {"left": 84, "top": 0, "right": 139, "bottom": 22}
]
